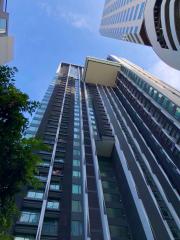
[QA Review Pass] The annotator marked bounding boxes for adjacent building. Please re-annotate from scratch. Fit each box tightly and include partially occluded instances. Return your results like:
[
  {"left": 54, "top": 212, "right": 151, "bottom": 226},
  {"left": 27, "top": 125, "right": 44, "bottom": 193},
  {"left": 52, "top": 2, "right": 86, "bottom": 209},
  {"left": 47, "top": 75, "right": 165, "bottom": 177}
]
[
  {"left": 13, "top": 55, "right": 180, "bottom": 240},
  {"left": 0, "top": 0, "right": 13, "bottom": 65},
  {"left": 100, "top": 0, "right": 180, "bottom": 70}
]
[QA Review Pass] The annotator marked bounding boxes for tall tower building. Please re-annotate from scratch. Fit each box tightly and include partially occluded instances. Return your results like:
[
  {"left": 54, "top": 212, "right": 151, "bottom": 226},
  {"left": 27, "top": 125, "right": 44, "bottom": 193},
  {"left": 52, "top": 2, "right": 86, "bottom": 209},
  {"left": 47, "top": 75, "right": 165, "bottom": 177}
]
[
  {"left": 100, "top": 0, "right": 180, "bottom": 70},
  {"left": 13, "top": 56, "right": 180, "bottom": 240},
  {"left": 0, "top": 0, "right": 13, "bottom": 65}
]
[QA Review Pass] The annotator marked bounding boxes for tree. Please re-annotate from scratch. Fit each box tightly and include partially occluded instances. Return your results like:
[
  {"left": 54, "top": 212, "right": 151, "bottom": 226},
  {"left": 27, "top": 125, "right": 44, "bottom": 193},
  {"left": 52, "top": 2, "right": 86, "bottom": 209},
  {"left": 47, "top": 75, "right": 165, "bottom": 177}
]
[{"left": 0, "top": 65, "right": 47, "bottom": 238}]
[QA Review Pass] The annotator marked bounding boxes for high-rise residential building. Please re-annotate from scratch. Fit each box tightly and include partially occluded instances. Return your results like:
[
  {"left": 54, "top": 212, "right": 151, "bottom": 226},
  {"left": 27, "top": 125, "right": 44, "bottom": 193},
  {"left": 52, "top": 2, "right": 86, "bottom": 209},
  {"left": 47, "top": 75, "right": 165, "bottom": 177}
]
[
  {"left": 13, "top": 56, "right": 180, "bottom": 240},
  {"left": 100, "top": 0, "right": 180, "bottom": 70},
  {"left": 0, "top": 0, "right": 13, "bottom": 65}
]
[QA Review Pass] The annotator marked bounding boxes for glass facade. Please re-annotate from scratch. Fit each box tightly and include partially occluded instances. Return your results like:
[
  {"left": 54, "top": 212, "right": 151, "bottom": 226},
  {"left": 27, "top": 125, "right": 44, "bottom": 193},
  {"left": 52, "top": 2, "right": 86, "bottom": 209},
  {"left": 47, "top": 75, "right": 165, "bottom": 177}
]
[
  {"left": 26, "top": 191, "right": 43, "bottom": 200},
  {"left": 70, "top": 66, "right": 83, "bottom": 238},
  {"left": 0, "top": 18, "right": 7, "bottom": 34},
  {"left": 121, "top": 65, "right": 180, "bottom": 121},
  {"left": 19, "top": 211, "right": 40, "bottom": 224},
  {"left": 25, "top": 81, "right": 55, "bottom": 138},
  {"left": 100, "top": 0, "right": 147, "bottom": 43}
]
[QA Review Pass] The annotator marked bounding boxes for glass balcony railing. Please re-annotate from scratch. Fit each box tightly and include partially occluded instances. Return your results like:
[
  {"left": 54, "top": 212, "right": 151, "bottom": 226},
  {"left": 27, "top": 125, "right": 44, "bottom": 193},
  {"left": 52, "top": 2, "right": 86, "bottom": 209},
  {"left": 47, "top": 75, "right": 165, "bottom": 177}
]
[{"left": 0, "top": 18, "right": 7, "bottom": 34}]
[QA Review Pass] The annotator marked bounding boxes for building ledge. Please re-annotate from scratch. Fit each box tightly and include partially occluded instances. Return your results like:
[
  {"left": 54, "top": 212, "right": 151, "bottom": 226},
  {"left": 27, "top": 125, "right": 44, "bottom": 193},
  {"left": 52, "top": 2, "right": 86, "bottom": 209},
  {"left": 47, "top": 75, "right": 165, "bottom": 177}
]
[{"left": 83, "top": 57, "right": 121, "bottom": 87}]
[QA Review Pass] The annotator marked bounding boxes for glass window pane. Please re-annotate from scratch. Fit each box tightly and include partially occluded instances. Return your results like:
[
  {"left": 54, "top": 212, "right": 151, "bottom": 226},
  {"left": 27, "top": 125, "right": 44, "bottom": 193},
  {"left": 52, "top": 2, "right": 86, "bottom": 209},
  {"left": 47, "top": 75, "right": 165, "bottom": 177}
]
[
  {"left": 73, "top": 170, "right": 81, "bottom": 178},
  {"left": 29, "top": 213, "right": 39, "bottom": 223},
  {"left": 71, "top": 221, "right": 82, "bottom": 236},
  {"left": 110, "top": 225, "right": 130, "bottom": 238},
  {"left": 73, "top": 150, "right": 81, "bottom": 156},
  {"left": 40, "top": 161, "right": 50, "bottom": 167},
  {"left": 42, "top": 219, "right": 58, "bottom": 235},
  {"left": 175, "top": 107, "right": 180, "bottom": 120},
  {"left": 72, "top": 184, "right": 81, "bottom": 194},
  {"left": 54, "top": 158, "right": 64, "bottom": 163},
  {"left": 72, "top": 200, "right": 82, "bottom": 212},
  {"left": 20, "top": 211, "right": 39, "bottom": 224},
  {"left": 162, "top": 97, "right": 169, "bottom": 108},
  {"left": 47, "top": 201, "right": 60, "bottom": 209},
  {"left": 167, "top": 102, "right": 175, "bottom": 114},
  {"left": 74, "top": 128, "right": 80, "bottom": 133},
  {"left": 104, "top": 193, "right": 120, "bottom": 202},
  {"left": 73, "top": 160, "right": 80, "bottom": 167},
  {"left": 107, "top": 208, "right": 125, "bottom": 218},
  {"left": 74, "top": 134, "right": 80, "bottom": 139},
  {"left": 50, "top": 184, "right": 60, "bottom": 191},
  {"left": 0, "top": 18, "right": 7, "bottom": 34},
  {"left": 14, "top": 236, "right": 34, "bottom": 240},
  {"left": 73, "top": 141, "right": 80, "bottom": 147}
]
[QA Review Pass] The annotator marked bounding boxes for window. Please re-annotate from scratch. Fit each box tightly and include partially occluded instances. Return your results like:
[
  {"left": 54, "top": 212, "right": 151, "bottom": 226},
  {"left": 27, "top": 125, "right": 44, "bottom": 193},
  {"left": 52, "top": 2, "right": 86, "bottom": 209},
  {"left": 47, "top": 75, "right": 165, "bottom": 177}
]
[
  {"left": 104, "top": 193, "right": 121, "bottom": 202},
  {"left": 129, "top": 6, "right": 134, "bottom": 21},
  {"left": 157, "top": 93, "right": 163, "bottom": 103},
  {"left": 73, "top": 150, "right": 81, "bottom": 156},
  {"left": 35, "top": 175, "right": 47, "bottom": 182},
  {"left": 50, "top": 184, "right": 60, "bottom": 191},
  {"left": 74, "top": 122, "right": 80, "bottom": 127},
  {"left": 134, "top": 26, "right": 138, "bottom": 34},
  {"left": 40, "top": 161, "right": 50, "bottom": 167},
  {"left": 162, "top": 97, "right": 169, "bottom": 108},
  {"left": 167, "top": 102, "right": 175, "bottom": 114},
  {"left": 72, "top": 184, "right": 81, "bottom": 194},
  {"left": 73, "top": 160, "right": 80, "bottom": 167},
  {"left": 107, "top": 208, "right": 125, "bottom": 218},
  {"left": 47, "top": 201, "right": 60, "bottom": 210},
  {"left": 14, "top": 236, "right": 34, "bottom": 240},
  {"left": 72, "top": 200, "right": 82, "bottom": 212},
  {"left": 74, "top": 141, "right": 80, "bottom": 147},
  {"left": 73, "top": 170, "right": 81, "bottom": 178},
  {"left": 0, "top": 18, "right": 7, "bottom": 34},
  {"left": 19, "top": 211, "right": 39, "bottom": 224},
  {"left": 94, "top": 131, "right": 98, "bottom": 136},
  {"left": 138, "top": 2, "right": 145, "bottom": 19},
  {"left": 102, "top": 181, "right": 118, "bottom": 191},
  {"left": 28, "top": 126, "right": 38, "bottom": 132},
  {"left": 74, "top": 127, "right": 80, "bottom": 133},
  {"left": 71, "top": 221, "right": 82, "bottom": 236},
  {"left": 133, "top": 4, "right": 139, "bottom": 20},
  {"left": 74, "top": 134, "right": 80, "bottom": 139},
  {"left": 54, "top": 158, "right": 64, "bottom": 163},
  {"left": 42, "top": 219, "right": 58, "bottom": 235},
  {"left": 74, "top": 109, "right": 80, "bottom": 113},
  {"left": 26, "top": 191, "right": 43, "bottom": 200},
  {"left": 152, "top": 89, "right": 158, "bottom": 99},
  {"left": 175, "top": 107, "right": 180, "bottom": 120},
  {"left": 110, "top": 225, "right": 130, "bottom": 238},
  {"left": 31, "top": 119, "right": 41, "bottom": 125}
]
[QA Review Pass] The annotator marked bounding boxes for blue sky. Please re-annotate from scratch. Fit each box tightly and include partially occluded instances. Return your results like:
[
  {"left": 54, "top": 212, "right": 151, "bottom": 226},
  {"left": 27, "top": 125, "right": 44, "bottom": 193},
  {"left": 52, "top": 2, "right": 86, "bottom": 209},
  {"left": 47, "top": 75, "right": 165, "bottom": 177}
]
[{"left": 8, "top": 0, "right": 180, "bottom": 102}]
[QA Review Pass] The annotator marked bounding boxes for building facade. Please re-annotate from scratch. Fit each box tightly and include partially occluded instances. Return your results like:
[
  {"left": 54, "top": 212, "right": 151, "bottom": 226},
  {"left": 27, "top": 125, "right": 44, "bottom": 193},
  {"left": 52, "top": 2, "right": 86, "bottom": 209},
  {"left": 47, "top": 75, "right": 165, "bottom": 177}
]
[
  {"left": 100, "top": 0, "right": 180, "bottom": 70},
  {"left": 0, "top": 0, "right": 13, "bottom": 65},
  {"left": 13, "top": 56, "right": 180, "bottom": 240}
]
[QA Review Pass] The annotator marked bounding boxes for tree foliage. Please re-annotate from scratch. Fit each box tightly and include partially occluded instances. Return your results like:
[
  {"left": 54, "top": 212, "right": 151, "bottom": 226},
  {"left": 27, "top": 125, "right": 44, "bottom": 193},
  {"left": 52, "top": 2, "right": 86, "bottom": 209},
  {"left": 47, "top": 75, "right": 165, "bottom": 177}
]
[{"left": 0, "top": 65, "right": 47, "bottom": 237}]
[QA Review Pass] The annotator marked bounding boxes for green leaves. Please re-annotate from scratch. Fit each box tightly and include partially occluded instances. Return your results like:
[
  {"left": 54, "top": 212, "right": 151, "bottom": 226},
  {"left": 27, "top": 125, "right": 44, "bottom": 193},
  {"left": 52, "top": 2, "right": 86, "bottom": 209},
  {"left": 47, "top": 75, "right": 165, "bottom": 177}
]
[{"left": 0, "top": 65, "right": 48, "bottom": 236}]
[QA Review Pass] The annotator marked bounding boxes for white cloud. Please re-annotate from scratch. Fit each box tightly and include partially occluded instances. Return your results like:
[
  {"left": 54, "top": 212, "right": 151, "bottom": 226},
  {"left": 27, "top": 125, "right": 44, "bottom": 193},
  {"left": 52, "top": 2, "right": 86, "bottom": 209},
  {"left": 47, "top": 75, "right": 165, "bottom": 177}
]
[
  {"left": 38, "top": 1, "right": 93, "bottom": 31},
  {"left": 59, "top": 11, "right": 92, "bottom": 31},
  {"left": 148, "top": 60, "right": 180, "bottom": 91},
  {"left": 38, "top": 2, "right": 52, "bottom": 17}
]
